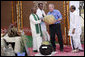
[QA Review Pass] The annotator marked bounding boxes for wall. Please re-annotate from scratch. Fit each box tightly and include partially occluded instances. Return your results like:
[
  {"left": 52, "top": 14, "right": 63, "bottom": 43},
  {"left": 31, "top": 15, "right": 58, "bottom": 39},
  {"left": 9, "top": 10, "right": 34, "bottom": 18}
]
[
  {"left": 1, "top": 1, "right": 12, "bottom": 28},
  {"left": 1, "top": 1, "right": 70, "bottom": 44},
  {"left": 1, "top": 1, "right": 65, "bottom": 34}
]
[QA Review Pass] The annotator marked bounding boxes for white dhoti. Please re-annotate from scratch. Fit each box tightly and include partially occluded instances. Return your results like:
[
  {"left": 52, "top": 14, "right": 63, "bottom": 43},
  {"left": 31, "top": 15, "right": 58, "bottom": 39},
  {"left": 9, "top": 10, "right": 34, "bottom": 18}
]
[
  {"left": 41, "top": 22, "right": 50, "bottom": 41},
  {"left": 69, "top": 28, "right": 83, "bottom": 50},
  {"left": 72, "top": 34, "right": 83, "bottom": 50},
  {"left": 32, "top": 33, "right": 42, "bottom": 51}
]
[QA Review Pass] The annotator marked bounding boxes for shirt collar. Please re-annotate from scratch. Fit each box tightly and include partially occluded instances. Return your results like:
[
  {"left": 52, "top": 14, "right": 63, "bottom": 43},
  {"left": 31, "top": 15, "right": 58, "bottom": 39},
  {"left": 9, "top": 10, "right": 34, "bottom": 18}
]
[{"left": 49, "top": 9, "right": 55, "bottom": 14}]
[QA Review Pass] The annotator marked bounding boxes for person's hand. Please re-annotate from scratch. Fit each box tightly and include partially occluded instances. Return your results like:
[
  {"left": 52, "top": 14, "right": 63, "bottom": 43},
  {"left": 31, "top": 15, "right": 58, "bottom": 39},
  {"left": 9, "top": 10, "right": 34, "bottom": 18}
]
[
  {"left": 56, "top": 19, "right": 59, "bottom": 22},
  {"left": 40, "top": 17, "right": 44, "bottom": 22},
  {"left": 72, "top": 28, "right": 75, "bottom": 34},
  {"left": 45, "top": 22, "right": 49, "bottom": 25},
  {"left": 41, "top": 19, "right": 44, "bottom": 22},
  {"left": 54, "top": 18, "right": 62, "bottom": 23},
  {"left": 53, "top": 20, "right": 58, "bottom": 24}
]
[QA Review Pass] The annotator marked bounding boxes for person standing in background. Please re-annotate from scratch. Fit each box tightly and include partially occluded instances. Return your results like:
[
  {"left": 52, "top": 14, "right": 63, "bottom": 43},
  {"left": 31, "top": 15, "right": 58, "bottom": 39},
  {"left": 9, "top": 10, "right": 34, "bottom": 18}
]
[
  {"left": 36, "top": 3, "right": 50, "bottom": 41},
  {"left": 69, "top": 5, "right": 83, "bottom": 53}
]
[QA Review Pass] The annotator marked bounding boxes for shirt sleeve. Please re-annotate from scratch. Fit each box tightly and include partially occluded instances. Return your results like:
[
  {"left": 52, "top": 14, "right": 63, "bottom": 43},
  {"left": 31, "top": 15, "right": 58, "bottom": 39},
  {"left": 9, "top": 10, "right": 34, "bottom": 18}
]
[
  {"left": 29, "top": 15, "right": 41, "bottom": 24},
  {"left": 57, "top": 10, "right": 62, "bottom": 19}
]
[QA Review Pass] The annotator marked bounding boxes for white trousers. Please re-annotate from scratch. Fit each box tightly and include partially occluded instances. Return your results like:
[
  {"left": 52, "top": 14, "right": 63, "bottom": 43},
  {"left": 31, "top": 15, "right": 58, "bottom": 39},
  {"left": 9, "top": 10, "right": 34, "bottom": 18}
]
[
  {"left": 69, "top": 27, "right": 83, "bottom": 50},
  {"left": 41, "top": 22, "right": 50, "bottom": 41},
  {"left": 70, "top": 34, "right": 83, "bottom": 50},
  {"left": 32, "top": 33, "right": 42, "bottom": 52}
]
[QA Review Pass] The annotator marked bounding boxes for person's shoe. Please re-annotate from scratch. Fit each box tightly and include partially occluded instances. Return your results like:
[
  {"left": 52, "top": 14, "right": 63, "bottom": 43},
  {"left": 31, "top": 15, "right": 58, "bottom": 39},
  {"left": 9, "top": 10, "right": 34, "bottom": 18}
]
[
  {"left": 33, "top": 50, "right": 38, "bottom": 52},
  {"left": 79, "top": 49, "right": 84, "bottom": 52},
  {"left": 52, "top": 48, "right": 56, "bottom": 52},
  {"left": 72, "top": 49, "right": 79, "bottom": 53},
  {"left": 75, "top": 49, "right": 79, "bottom": 52},
  {"left": 52, "top": 51, "right": 58, "bottom": 55},
  {"left": 15, "top": 53, "right": 17, "bottom": 56},
  {"left": 60, "top": 49, "right": 63, "bottom": 52},
  {"left": 72, "top": 50, "right": 76, "bottom": 53}
]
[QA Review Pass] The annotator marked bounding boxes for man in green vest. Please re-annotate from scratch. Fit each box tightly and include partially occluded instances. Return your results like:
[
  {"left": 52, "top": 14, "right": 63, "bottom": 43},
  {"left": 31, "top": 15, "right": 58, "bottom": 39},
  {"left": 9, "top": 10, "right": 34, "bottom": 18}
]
[{"left": 29, "top": 6, "right": 42, "bottom": 52}]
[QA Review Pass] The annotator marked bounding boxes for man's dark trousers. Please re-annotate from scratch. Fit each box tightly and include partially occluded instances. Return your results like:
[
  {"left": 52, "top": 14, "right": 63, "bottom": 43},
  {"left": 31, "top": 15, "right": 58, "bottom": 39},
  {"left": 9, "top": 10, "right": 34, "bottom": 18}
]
[{"left": 49, "top": 23, "right": 63, "bottom": 51}]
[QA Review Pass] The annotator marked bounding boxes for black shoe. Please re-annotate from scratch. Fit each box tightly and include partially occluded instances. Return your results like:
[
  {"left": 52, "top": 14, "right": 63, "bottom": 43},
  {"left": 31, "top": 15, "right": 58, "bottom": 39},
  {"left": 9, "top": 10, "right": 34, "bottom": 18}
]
[
  {"left": 52, "top": 48, "right": 56, "bottom": 52},
  {"left": 33, "top": 50, "right": 38, "bottom": 52},
  {"left": 60, "top": 49, "right": 63, "bottom": 52},
  {"left": 15, "top": 53, "right": 17, "bottom": 56}
]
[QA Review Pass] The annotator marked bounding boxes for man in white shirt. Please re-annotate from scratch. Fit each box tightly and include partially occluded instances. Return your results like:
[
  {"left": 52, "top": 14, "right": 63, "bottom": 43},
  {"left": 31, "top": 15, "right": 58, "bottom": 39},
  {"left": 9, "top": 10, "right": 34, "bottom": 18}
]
[
  {"left": 36, "top": 3, "right": 50, "bottom": 41},
  {"left": 69, "top": 5, "right": 83, "bottom": 53},
  {"left": 29, "top": 7, "right": 42, "bottom": 52}
]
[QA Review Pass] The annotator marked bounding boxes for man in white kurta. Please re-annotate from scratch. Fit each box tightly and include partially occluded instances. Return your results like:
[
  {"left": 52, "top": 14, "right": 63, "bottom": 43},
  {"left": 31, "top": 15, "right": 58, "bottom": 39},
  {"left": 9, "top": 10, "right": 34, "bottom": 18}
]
[
  {"left": 29, "top": 7, "right": 42, "bottom": 52},
  {"left": 36, "top": 3, "right": 50, "bottom": 41},
  {"left": 69, "top": 5, "right": 83, "bottom": 52}
]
